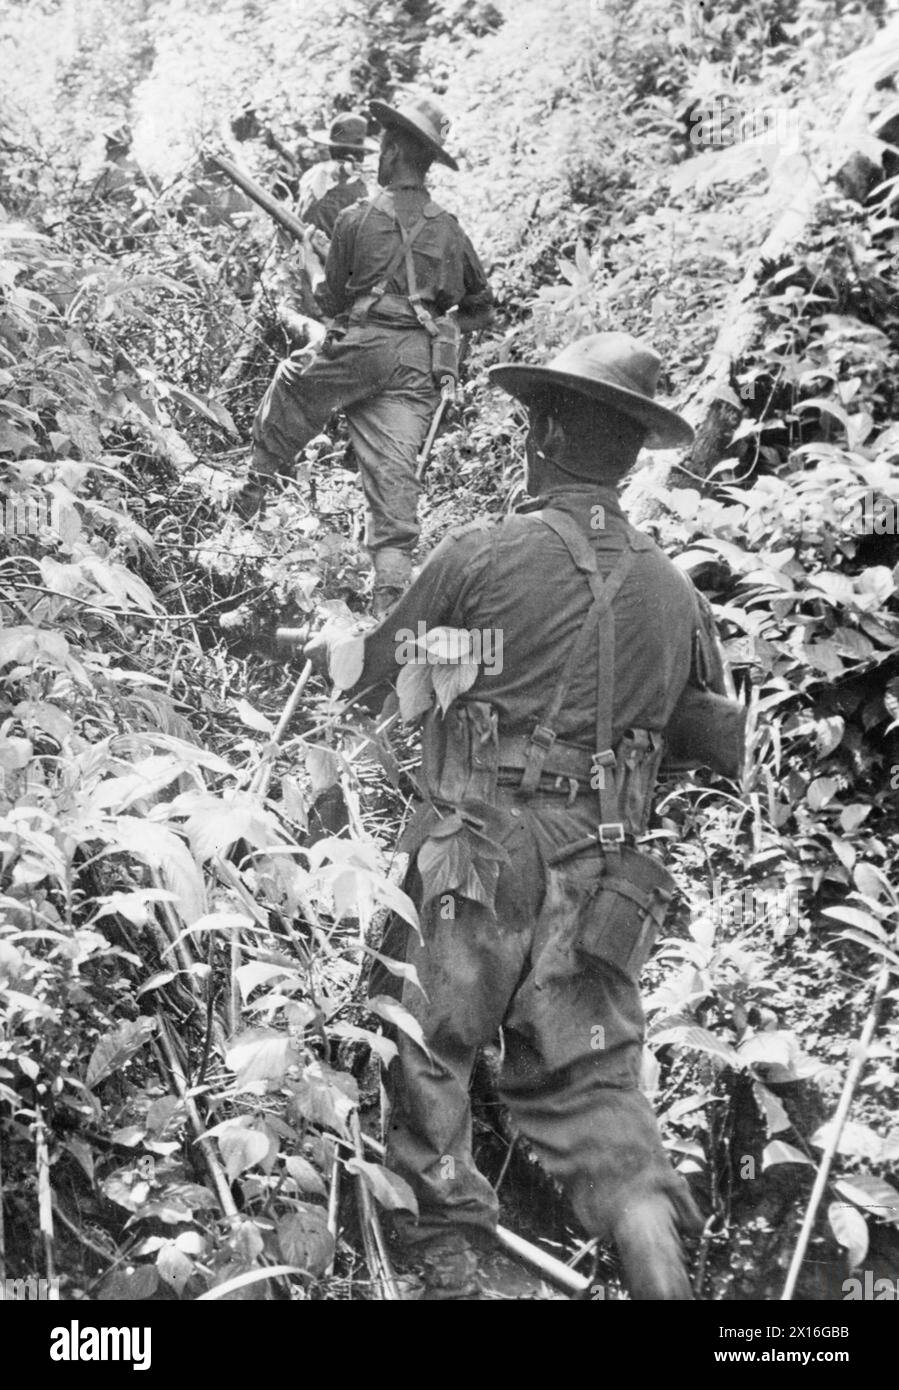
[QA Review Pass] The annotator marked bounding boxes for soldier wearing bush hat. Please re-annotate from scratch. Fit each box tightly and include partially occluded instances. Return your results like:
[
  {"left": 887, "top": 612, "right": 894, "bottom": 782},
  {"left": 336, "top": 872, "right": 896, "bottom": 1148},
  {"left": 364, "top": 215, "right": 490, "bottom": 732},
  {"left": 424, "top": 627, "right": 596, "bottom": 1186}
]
[
  {"left": 247, "top": 91, "right": 494, "bottom": 616},
  {"left": 297, "top": 113, "right": 377, "bottom": 239},
  {"left": 308, "top": 331, "right": 745, "bottom": 1298}
]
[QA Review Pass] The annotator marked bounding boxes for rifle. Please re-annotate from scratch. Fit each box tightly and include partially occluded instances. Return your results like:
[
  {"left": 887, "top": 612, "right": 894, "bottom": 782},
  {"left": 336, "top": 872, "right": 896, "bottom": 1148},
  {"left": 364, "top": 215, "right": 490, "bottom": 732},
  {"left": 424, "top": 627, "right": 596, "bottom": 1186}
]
[
  {"left": 416, "top": 308, "right": 460, "bottom": 482},
  {"left": 415, "top": 375, "right": 456, "bottom": 482},
  {"left": 206, "top": 151, "right": 307, "bottom": 242}
]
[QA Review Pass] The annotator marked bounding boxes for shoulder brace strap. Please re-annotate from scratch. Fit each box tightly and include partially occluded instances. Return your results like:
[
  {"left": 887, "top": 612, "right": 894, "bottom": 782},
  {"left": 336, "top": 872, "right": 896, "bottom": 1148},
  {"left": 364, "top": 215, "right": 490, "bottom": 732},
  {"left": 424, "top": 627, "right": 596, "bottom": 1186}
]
[{"left": 519, "top": 509, "right": 636, "bottom": 853}]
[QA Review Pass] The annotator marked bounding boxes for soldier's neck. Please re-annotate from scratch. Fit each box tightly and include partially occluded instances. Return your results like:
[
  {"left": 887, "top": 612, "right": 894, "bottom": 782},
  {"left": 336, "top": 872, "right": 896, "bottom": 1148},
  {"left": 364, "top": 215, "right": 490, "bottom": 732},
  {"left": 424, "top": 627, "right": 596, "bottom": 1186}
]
[
  {"left": 386, "top": 160, "right": 427, "bottom": 189},
  {"left": 541, "top": 449, "right": 635, "bottom": 486}
]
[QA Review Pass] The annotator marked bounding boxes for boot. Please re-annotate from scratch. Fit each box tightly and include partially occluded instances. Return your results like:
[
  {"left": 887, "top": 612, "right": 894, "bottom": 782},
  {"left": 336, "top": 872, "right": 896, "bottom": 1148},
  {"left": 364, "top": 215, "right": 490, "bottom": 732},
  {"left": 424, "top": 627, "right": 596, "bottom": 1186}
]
[
  {"left": 370, "top": 546, "right": 413, "bottom": 619},
  {"left": 232, "top": 479, "right": 267, "bottom": 521},
  {"left": 233, "top": 448, "right": 278, "bottom": 521},
  {"left": 612, "top": 1196, "right": 695, "bottom": 1300},
  {"left": 372, "top": 585, "right": 404, "bottom": 620},
  {"left": 414, "top": 1230, "right": 482, "bottom": 1301}
]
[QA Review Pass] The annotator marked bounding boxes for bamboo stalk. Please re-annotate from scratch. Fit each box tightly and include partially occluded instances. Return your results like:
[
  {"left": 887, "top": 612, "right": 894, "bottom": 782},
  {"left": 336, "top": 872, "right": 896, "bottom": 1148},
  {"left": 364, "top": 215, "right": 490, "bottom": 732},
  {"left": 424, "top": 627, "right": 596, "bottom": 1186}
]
[
  {"left": 495, "top": 1225, "right": 590, "bottom": 1296},
  {"left": 325, "top": 1143, "right": 341, "bottom": 1278},
  {"left": 156, "top": 1014, "right": 238, "bottom": 1219},
  {"left": 350, "top": 1112, "right": 400, "bottom": 1300},
  {"left": 781, "top": 966, "right": 890, "bottom": 1301},
  {"left": 0, "top": 1144, "right": 5, "bottom": 1282},
  {"left": 355, "top": 1130, "right": 589, "bottom": 1296},
  {"left": 249, "top": 660, "right": 314, "bottom": 798},
  {"left": 34, "top": 1105, "right": 55, "bottom": 1288}
]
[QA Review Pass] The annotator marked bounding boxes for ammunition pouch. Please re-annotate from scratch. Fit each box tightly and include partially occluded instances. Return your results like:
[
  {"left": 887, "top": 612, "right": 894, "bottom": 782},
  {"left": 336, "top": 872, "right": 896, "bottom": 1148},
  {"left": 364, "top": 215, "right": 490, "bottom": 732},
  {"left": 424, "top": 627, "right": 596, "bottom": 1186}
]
[
  {"left": 421, "top": 701, "right": 500, "bottom": 805},
  {"left": 568, "top": 845, "right": 676, "bottom": 984}
]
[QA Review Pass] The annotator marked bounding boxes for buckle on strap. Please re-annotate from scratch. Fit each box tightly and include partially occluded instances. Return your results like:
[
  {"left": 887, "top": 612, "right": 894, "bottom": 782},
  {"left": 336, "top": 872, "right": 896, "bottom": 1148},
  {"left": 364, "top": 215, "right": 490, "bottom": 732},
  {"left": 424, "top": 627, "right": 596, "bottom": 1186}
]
[
  {"left": 590, "top": 748, "right": 616, "bottom": 791},
  {"left": 519, "top": 724, "right": 557, "bottom": 795},
  {"left": 410, "top": 293, "right": 439, "bottom": 335},
  {"left": 598, "top": 822, "right": 626, "bottom": 847},
  {"left": 531, "top": 725, "right": 557, "bottom": 753}
]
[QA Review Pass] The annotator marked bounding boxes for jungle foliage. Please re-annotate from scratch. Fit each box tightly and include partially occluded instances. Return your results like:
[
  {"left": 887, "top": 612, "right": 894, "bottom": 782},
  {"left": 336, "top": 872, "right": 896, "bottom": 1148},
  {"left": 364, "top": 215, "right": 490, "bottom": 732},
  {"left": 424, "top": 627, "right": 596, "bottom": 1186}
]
[{"left": 0, "top": 0, "right": 897, "bottom": 1301}]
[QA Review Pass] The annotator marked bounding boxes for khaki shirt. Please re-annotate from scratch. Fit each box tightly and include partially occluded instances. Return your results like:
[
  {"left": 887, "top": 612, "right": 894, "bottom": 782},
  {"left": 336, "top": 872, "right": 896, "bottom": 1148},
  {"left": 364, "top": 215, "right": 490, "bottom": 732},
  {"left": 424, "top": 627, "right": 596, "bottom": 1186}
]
[
  {"left": 351, "top": 485, "right": 727, "bottom": 749},
  {"left": 296, "top": 158, "right": 368, "bottom": 239},
  {"left": 318, "top": 180, "right": 493, "bottom": 321}
]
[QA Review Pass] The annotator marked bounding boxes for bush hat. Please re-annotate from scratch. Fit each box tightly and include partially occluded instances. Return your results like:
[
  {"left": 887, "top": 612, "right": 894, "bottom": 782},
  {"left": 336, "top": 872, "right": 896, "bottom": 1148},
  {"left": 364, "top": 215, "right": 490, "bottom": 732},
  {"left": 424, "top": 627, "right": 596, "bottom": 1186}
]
[
  {"left": 309, "top": 113, "right": 378, "bottom": 155},
  {"left": 369, "top": 94, "right": 458, "bottom": 171},
  {"left": 490, "top": 332, "right": 694, "bottom": 449}
]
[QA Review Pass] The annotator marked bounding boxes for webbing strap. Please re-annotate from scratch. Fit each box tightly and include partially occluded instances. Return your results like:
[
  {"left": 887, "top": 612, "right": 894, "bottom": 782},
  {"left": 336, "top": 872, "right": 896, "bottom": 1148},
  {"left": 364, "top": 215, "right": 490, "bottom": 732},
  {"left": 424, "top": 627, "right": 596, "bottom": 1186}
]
[
  {"left": 403, "top": 231, "right": 438, "bottom": 336},
  {"left": 356, "top": 191, "right": 431, "bottom": 326},
  {"left": 522, "top": 509, "right": 636, "bottom": 858}
]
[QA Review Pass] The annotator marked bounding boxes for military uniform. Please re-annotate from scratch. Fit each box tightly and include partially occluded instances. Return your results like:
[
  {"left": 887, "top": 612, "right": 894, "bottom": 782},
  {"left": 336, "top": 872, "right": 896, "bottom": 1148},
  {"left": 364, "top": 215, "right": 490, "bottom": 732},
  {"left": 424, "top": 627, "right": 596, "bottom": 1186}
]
[
  {"left": 253, "top": 180, "right": 491, "bottom": 575},
  {"left": 297, "top": 158, "right": 369, "bottom": 239},
  {"left": 266, "top": 158, "right": 372, "bottom": 332},
  {"left": 339, "top": 483, "right": 744, "bottom": 1291},
  {"left": 253, "top": 164, "right": 492, "bottom": 595}
]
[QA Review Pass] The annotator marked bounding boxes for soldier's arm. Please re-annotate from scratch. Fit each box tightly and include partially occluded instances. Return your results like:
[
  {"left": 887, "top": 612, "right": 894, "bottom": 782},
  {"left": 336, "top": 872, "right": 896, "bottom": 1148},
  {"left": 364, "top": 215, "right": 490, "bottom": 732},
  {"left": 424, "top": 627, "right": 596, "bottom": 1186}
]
[
  {"left": 324, "top": 527, "right": 493, "bottom": 709},
  {"left": 315, "top": 204, "right": 357, "bottom": 318},
  {"left": 663, "top": 589, "right": 746, "bottom": 778},
  {"left": 454, "top": 226, "right": 495, "bottom": 335}
]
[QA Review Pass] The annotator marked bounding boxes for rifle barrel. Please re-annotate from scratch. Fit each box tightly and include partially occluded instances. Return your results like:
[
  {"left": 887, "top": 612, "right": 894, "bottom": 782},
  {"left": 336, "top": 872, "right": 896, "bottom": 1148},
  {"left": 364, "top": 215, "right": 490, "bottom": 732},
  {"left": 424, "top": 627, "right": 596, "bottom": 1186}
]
[{"left": 207, "top": 151, "right": 307, "bottom": 241}]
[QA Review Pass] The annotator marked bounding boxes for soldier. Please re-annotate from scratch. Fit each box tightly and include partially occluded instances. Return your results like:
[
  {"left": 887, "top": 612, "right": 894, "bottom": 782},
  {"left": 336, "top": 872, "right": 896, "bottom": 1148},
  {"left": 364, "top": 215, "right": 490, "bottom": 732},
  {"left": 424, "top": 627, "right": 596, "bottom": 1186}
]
[
  {"left": 247, "top": 92, "right": 494, "bottom": 616},
  {"left": 91, "top": 125, "right": 140, "bottom": 205},
  {"left": 298, "top": 112, "right": 376, "bottom": 242},
  {"left": 309, "top": 332, "right": 746, "bottom": 1299},
  {"left": 268, "top": 114, "right": 377, "bottom": 340}
]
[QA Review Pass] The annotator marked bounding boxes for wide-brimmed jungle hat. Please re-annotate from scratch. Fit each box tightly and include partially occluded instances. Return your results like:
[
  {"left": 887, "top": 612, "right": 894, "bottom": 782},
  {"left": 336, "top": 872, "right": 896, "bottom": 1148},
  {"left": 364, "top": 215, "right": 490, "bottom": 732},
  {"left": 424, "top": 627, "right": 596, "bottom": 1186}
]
[
  {"left": 368, "top": 94, "right": 459, "bottom": 170},
  {"left": 308, "top": 113, "right": 378, "bottom": 155},
  {"left": 489, "top": 332, "right": 694, "bottom": 449}
]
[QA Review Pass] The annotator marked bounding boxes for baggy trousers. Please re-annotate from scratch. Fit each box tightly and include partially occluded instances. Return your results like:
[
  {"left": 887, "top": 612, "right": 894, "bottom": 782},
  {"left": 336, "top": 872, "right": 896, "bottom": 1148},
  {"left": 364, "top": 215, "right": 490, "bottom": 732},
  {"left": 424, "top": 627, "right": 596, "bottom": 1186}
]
[
  {"left": 252, "top": 322, "right": 438, "bottom": 566},
  {"left": 383, "top": 791, "right": 702, "bottom": 1249}
]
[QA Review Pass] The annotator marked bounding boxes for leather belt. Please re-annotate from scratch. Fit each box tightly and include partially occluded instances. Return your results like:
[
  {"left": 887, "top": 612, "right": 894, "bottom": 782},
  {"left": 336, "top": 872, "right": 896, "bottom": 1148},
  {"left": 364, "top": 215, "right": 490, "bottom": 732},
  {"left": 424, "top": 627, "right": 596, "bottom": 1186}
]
[
  {"left": 497, "top": 733, "right": 594, "bottom": 781},
  {"left": 350, "top": 292, "right": 437, "bottom": 326}
]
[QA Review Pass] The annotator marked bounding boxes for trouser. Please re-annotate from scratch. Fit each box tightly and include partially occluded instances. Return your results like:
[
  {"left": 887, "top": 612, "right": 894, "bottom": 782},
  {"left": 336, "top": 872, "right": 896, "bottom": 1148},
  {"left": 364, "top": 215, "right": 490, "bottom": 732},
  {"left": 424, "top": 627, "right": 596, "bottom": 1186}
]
[
  {"left": 382, "top": 791, "right": 702, "bottom": 1293},
  {"left": 251, "top": 322, "right": 439, "bottom": 564}
]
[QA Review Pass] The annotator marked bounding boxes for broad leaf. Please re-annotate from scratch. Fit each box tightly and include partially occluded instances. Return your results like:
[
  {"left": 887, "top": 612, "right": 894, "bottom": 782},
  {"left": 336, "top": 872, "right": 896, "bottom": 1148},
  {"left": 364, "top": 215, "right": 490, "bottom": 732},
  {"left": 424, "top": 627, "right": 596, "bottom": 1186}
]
[
  {"left": 235, "top": 698, "right": 274, "bottom": 735},
  {"left": 650, "top": 1025, "right": 744, "bottom": 1069},
  {"left": 828, "top": 1202, "right": 868, "bottom": 1270},
  {"left": 833, "top": 1174, "right": 899, "bottom": 1224},
  {"left": 753, "top": 1082, "right": 791, "bottom": 1136},
  {"left": 811, "top": 1119, "right": 883, "bottom": 1161},
  {"left": 346, "top": 1157, "right": 419, "bottom": 1214},
  {"left": 283, "top": 1155, "right": 328, "bottom": 1197},
  {"left": 219, "top": 1126, "right": 270, "bottom": 1183},
  {"left": 329, "top": 634, "right": 365, "bottom": 691},
  {"left": 277, "top": 1205, "right": 334, "bottom": 1276},
  {"left": 86, "top": 1017, "right": 156, "bottom": 1089},
  {"left": 366, "top": 994, "right": 430, "bottom": 1055},
  {"left": 396, "top": 661, "right": 434, "bottom": 723},
  {"left": 224, "top": 1028, "right": 300, "bottom": 1089},
  {"left": 761, "top": 1141, "right": 814, "bottom": 1170},
  {"left": 157, "top": 1243, "right": 193, "bottom": 1296}
]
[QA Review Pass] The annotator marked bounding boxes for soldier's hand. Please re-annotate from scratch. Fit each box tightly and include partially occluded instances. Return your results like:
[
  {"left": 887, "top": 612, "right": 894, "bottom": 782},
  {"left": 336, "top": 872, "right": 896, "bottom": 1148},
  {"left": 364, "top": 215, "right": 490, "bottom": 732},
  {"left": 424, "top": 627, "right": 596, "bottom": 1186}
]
[{"left": 302, "top": 631, "right": 330, "bottom": 677}]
